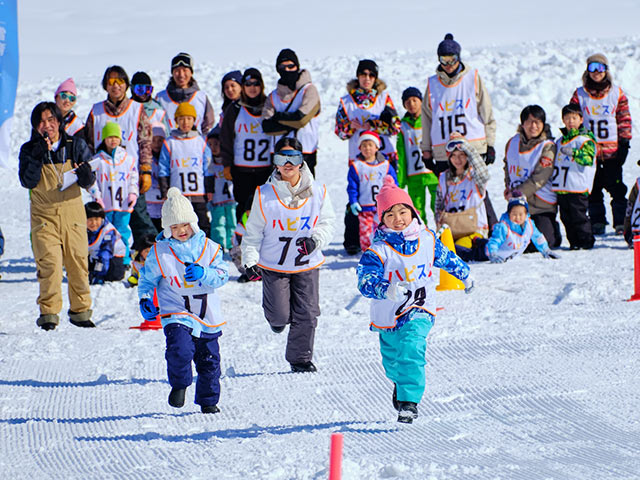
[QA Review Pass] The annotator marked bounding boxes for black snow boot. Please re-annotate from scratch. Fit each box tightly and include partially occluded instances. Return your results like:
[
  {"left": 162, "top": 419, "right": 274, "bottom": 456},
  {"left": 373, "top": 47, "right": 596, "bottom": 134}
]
[
  {"left": 392, "top": 384, "right": 399, "bottom": 411},
  {"left": 201, "top": 405, "right": 220, "bottom": 414},
  {"left": 37, "top": 313, "right": 59, "bottom": 331},
  {"left": 397, "top": 402, "right": 418, "bottom": 424},
  {"left": 168, "top": 387, "right": 186, "bottom": 408},
  {"left": 68, "top": 310, "right": 95, "bottom": 328},
  {"left": 290, "top": 361, "right": 317, "bottom": 373}
]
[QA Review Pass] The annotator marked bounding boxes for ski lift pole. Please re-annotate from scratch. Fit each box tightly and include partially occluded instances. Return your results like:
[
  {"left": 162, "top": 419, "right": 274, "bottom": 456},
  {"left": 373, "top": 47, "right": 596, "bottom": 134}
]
[{"left": 629, "top": 235, "right": 640, "bottom": 302}]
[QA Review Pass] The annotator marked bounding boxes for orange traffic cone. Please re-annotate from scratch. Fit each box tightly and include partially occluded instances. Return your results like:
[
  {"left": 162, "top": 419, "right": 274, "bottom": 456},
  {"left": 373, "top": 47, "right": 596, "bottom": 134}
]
[
  {"left": 130, "top": 290, "right": 163, "bottom": 330},
  {"left": 436, "top": 227, "right": 465, "bottom": 291}
]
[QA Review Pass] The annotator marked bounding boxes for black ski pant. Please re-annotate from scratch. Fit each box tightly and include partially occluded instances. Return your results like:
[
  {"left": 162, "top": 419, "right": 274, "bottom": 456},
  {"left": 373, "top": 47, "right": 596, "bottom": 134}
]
[
  {"left": 130, "top": 195, "right": 158, "bottom": 249},
  {"left": 231, "top": 166, "right": 272, "bottom": 224},
  {"left": 191, "top": 200, "right": 211, "bottom": 238},
  {"left": 261, "top": 268, "right": 320, "bottom": 365},
  {"left": 557, "top": 193, "right": 594, "bottom": 249},
  {"left": 589, "top": 160, "right": 628, "bottom": 227},
  {"left": 343, "top": 203, "right": 360, "bottom": 254},
  {"left": 530, "top": 211, "right": 562, "bottom": 250}
]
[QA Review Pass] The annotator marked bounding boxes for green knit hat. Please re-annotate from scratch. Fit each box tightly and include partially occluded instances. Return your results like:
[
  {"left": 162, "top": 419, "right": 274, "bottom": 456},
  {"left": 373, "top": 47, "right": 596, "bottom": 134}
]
[{"left": 101, "top": 122, "right": 122, "bottom": 140}]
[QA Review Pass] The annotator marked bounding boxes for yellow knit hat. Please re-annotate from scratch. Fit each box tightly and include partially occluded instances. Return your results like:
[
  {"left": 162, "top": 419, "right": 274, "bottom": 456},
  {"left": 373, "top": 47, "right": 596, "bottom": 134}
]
[{"left": 174, "top": 102, "right": 197, "bottom": 120}]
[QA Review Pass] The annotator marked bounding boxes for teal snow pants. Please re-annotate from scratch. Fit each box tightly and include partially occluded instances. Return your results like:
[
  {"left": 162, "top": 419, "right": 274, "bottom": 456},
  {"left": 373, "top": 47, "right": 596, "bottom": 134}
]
[{"left": 378, "top": 314, "right": 433, "bottom": 404}]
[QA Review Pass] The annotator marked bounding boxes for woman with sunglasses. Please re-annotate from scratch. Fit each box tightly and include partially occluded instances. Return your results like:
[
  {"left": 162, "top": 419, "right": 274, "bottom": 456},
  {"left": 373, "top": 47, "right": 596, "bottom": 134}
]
[
  {"left": 131, "top": 71, "right": 170, "bottom": 135},
  {"left": 156, "top": 52, "right": 215, "bottom": 136},
  {"left": 335, "top": 58, "right": 401, "bottom": 255},
  {"left": 220, "top": 68, "right": 272, "bottom": 224},
  {"left": 54, "top": 78, "right": 84, "bottom": 137},
  {"left": 241, "top": 137, "right": 335, "bottom": 373},
  {"left": 569, "top": 53, "right": 632, "bottom": 236}
]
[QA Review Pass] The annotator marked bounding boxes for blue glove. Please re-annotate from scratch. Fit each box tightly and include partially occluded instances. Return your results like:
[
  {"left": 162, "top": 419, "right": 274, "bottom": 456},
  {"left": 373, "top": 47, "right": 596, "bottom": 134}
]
[
  {"left": 139, "top": 298, "right": 159, "bottom": 321},
  {"left": 350, "top": 202, "right": 362, "bottom": 216},
  {"left": 184, "top": 262, "right": 205, "bottom": 282},
  {"left": 488, "top": 254, "right": 504, "bottom": 264}
]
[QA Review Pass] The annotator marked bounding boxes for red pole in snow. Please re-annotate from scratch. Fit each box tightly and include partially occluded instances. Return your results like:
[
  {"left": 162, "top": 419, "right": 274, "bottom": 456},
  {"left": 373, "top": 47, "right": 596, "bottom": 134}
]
[
  {"left": 629, "top": 235, "right": 640, "bottom": 302},
  {"left": 329, "top": 433, "right": 343, "bottom": 480}
]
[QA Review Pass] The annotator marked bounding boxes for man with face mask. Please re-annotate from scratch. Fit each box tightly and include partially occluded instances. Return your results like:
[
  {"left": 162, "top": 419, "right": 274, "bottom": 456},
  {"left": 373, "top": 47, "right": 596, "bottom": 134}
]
[{"left": 262, "top": 48, "right": 321, "bottom": 176}]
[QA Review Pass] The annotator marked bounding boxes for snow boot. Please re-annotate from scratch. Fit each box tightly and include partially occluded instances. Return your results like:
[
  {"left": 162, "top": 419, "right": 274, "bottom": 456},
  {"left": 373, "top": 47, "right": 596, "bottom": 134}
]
[
  {"left": 68, "top": 309, "right": 95, "bottom": 328},
  {"left": 201, "top": 405, "right": 220, "bottom": 414},
  {"left": 397, "top": 402, "right": 418, "bottom": 424},
  {"left": 168, "top": 387, "right": 186, "bottom": 408},
  {"left": 392, "top": 384, "right": 399, "bottom": 411},
  {"left": 290, "top": 361, "right": 317, "bottom": 373},
  {"left": 270, "top": 325, "right": 285, "bottom": 334},
  {"left": 37, "top": 313, "right": 59, "bottom": 331},
  {"left": 592, "top": 223, "right": 606, "bottom": 235},
  {"left": 237, "top": 273, "right": 250, "bottom": 283}
]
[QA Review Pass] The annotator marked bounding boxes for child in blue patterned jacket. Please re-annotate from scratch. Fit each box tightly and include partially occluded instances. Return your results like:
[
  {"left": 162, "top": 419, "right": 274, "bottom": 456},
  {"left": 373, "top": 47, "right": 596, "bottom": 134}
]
[
  {"left": 356, "top": 178, "right": 473, "bottom": 423},
  {"left": 138, "top": 187, "right": 228, "bottom": 413}
]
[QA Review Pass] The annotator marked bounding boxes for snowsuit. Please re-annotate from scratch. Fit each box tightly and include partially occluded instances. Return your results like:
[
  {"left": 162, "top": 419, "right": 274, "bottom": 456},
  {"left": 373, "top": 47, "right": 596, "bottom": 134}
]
[
  {"left": 570, "top": 75, "right": 632, "bottom": 229},
  {"left": 87, "top": 218, "right": 126, "bottom": 283},
  {"left": 138, "top": 230, "right": 228, "bottom": 407},
  {"left": 242, "top": 163, "right": 335, "bottom": 365},
  {"left": 158, "top": 129, "right": 213, "bottom": 236},
  {"left": 503, "top": 126, "right": 561, "bottom": 248},
  {"left": 396, "top": 113, "right": 438, "bottom": 221},
  {"left": 19, "top": 131, "right": 95, "bottom": 322},
  {"left": 221, "top": 99, "right": 272, "bottom": 224},
  {"left": 262, "top": 69, "right": 321, "bottom": 176},
  {"left": 347, "top": 152, "right": 398, "bottom": 251},
  {"left": 357, "top": 221, "right": 470, "bottom": 403},
  {"left": 484, "top": 213, "right": 550, "bottom": 262}
]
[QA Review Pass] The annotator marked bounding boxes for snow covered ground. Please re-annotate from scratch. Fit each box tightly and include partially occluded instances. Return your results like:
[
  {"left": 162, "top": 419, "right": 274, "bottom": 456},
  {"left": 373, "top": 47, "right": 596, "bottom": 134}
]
[{"left": 2, "top": 6, "right": 640, "bottom": 478}]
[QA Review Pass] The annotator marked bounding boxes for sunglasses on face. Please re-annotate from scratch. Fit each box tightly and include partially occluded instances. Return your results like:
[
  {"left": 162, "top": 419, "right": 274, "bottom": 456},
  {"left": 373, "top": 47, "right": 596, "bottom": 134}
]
[
  {"left": 107, "top": 77, "right": 126, "bottom": 87},
  {"left": 439, "top": 55, "right": 459, "bottom": 66},
  {"left": 358, "top": 71, "right": 376, "bottom": 78},
  {"left": 244, "top": 80, "right": 261, "bottom": 87},
  {"left": 59, "top": 92, "right": 76, "bottom": 102},
  {"left": 273, "top": 150, "right": 304, "bottom": 167},
  {"left": 279, "top": 63, "right": 298, "bottom": 71},
  {"left": 132, "top": 84, "right": 154, "bottom": 97},
  {"left": 587, "top": 62, "right": 607, "bottom": 73}
]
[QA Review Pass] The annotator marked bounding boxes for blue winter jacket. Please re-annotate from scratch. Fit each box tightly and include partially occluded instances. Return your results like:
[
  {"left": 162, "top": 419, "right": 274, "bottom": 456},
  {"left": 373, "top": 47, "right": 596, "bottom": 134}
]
[
  {"left": 357, "top": 225, "right": 470, "bottom": 331},
  {"left": 87, "top": 219, "right": 120, "bottom": 277},
  {"left": 138, "top": 230, "right": 229, "bottom": 336},
  {"left": 486, "top": 213, "right": 549, "bottom": 258},
  {"left": 347, "top": 152, "right": 398, "bottom": 211}
]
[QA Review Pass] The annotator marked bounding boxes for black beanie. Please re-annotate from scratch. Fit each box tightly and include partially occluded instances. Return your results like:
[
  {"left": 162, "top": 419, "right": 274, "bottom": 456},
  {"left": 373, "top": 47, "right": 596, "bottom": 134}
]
[
  {"left": 131, "top": 71, "right": 152, "bottom": 86},
  {"left": 356, "top": 59, "right": 378, "bottom": 77},
  {"left": 402, "top": 87, "right": 423, "bottom": 104},
  {"left": 85, "top": 201, "right": 105, "bottom": 219},
  {"left": 242, "top": 67, "right": 263, "bottom": 85},
  {"left": 276, "top": 48, "right": 299, "bottom": 68},
  {"left": 171, "top": 52, "right": 194, "bottom": 72},
  {"left": 437, "top": 33, "right": 461, "bottom": 57}
]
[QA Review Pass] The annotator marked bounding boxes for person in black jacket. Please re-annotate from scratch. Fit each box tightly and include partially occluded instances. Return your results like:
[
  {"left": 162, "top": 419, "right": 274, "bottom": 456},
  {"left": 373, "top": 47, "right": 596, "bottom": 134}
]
[{"left": 19, "top": 102, "right": 96, "bottom": 331}]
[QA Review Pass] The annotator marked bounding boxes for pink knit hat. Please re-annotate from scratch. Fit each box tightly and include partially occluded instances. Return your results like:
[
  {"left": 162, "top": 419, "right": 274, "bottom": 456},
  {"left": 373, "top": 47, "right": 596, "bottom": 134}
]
[
  {"left": 55, "top": 78, "right": 77, "bottom": 97},
  {"left": 358, "top": 130, "right": 381, "bottom": 148},
  {"left": 376, "top": 176, "right": 417, "bottom": 216}
]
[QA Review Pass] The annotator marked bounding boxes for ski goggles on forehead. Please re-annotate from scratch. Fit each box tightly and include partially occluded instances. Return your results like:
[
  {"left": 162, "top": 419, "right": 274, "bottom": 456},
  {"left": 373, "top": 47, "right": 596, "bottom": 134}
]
[
  {"left": 132, "top": 84, "right": 153, "bottom": 96},
  {"left": 273, "top": 150, "right": 304, "bottom": 166},
  {"left": 439, "top": 55, "right": 459, "bottom": 66},
  {"left": 58, "top": 92, "right": 76, "bottom": 102},
  {"left": 587, "top": 62, "right": 607, "bottom": 73},
  {"left": 445, "top": 139, "right": 465, "bottom": 153}
]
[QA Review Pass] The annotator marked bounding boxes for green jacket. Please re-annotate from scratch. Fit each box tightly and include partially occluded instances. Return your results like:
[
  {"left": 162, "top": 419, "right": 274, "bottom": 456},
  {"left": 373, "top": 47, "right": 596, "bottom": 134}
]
[{"left": 560, "top": 126, "right": 597, "bottom": 167}]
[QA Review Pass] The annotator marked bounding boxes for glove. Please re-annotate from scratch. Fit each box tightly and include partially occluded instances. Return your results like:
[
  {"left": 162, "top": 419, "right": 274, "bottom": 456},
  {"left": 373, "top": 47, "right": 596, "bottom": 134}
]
[
  {"left": 296, "top": 237, "right": 316, "bottom": 256},
  {"left": 127, "top": 193, "right": 138, "bottom": 209},
  {"left": 386, "top": 281, "right": 410, "bottom": 301},
  {"left": 378, "top": 106, "right": 395, "bottom": 125},
  {"left": 615, "top": 139, "right": 629, "bottom": 166},
  {"left": 75, "top": 161, "right": 95, "bottom": 187},
  {"left": 463, "top": 274, "right": 475, "bottom": 294},
  {"left": 139, "top": 298, "right": 159, "bottom": 321},
  {"left": 488, "top": 254, "right": 504, "bottom": 264},
  {"left": 245, "top": 265, "right": 262, "bottom": 282},
  {"left": 485, "top": 146, "right": 496, "bottom": 165},
  {"left": 350, "top": 202, "right": 362, "bottom": 216},
  {"left": 542, "top": 250, "right": 560, "bottom": 260},
  {"left": 184, "top": 262, "right": 205, "bottom": 282},
  {"left": 223, "top": 166, "right": 233, "bottom": 181},
  {"left": 139, "top": 164, "right": 152, "bottom": 194}
]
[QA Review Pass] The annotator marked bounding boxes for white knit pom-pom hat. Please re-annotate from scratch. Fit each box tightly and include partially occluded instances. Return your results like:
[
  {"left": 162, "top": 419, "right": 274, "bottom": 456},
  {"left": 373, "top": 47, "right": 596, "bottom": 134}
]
[{"left": 161, "top": 187, "right": 199, "bottom": 238}]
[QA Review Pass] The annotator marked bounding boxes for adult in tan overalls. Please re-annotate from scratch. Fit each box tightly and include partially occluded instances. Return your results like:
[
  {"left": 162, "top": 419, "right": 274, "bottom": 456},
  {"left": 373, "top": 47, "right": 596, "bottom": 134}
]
[{"left": 19, "top": 102, "right": 96, "bottom": 331}]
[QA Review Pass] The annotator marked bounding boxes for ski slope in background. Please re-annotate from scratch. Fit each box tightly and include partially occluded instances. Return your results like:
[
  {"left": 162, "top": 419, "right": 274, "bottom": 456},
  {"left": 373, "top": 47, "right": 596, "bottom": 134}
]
[{"left": 2, "top": 4, "right": 640, "bottom": 478}]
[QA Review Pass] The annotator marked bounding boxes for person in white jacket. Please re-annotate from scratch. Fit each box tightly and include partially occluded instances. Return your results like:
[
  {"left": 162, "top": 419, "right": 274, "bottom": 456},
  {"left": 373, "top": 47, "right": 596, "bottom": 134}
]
[{"left": 242, "top": 137, "right": 335, "bottom": 373}]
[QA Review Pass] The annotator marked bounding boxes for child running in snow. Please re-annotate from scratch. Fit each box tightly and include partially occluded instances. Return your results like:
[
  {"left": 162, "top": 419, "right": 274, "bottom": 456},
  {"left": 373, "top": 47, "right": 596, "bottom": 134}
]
[
  {"left": 88, "top": 122, "right": 139, "bottom": 266},
  {"left": 85, "top": 201, "right": 127, "bottom": 284},
  {"left": 206, "top": 126, "right": 236, "bottom": 250},
  {"left": 138, "top": 187, "right": 228, "bottom": 413},
  {"left": 396, "top": 87, "right": 438, "bottom": 222},
  {"left": 483, "top": 194, "right": 560, "bottom": 263},
  {"left": 159, "top": 102, "right": 213, "bottom": 236},
  {"left": 357, "top": 178, "right": 474, "bottom": 423},
  {"left": 348, "top": 131, "right": 397, "bottom": 252},
  {"left": 551, "top": 104, "right": 597, "bottom": 250}
]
